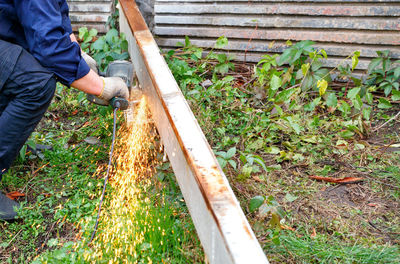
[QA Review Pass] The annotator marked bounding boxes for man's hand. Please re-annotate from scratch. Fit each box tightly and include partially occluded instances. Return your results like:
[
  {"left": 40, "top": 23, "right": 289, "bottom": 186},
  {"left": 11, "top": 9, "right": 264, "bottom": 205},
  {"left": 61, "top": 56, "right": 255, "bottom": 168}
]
[
  {"left": 82, "top": 52, "right": 98, "bottom": 74},
  {"left": 99, "top": 77, "right": 129, "bottom": 101}
]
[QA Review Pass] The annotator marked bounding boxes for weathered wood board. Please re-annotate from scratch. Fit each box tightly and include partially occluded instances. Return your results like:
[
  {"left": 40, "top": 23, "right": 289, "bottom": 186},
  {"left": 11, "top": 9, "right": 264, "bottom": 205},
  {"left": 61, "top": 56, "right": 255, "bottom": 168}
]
[
  {"left": 119, "top": 0, "right": 269, "bottom": 263},
  {"left": 154, "top": 0, "right": 400, "bottom": 70},
  {"left": 67, "top": 0, "right": 114, "bottom": 33}
]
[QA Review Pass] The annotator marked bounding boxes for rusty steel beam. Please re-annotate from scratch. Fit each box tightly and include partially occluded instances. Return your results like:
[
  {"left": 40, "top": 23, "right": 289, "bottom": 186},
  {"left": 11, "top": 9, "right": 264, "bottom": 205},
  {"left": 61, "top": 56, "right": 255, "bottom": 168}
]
[{"left": 118, "top": 0, "right": 269, "bottom": 263}]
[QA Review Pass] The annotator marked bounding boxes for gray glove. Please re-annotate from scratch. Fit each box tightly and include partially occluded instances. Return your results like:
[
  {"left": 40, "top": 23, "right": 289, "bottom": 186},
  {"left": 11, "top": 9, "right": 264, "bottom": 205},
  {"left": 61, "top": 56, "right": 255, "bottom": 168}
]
[
  {"left": 82, "top": 52, "right": 98, "bottom": 74},
  {"left": 99, "top": 77, "right": 129, "bottom": 101}
]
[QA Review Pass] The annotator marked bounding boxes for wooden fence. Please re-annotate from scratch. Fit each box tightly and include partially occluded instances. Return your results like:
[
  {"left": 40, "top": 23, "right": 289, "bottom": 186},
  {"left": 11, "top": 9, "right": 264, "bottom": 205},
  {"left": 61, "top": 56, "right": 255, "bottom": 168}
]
[
  {"left": 154, "top": 0, "right": 400, "bottom": 70},
  {"left": 67, "top": 0, "right": 114, "bottom": 33}
]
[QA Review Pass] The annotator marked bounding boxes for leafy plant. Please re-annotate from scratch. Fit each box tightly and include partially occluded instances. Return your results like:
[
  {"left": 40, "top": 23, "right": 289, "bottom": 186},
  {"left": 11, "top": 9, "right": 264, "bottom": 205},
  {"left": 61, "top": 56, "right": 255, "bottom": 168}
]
[
  {"left": 366, "top": 50, "right": 400, "bottom": 96},
  {"left": 296, "top": 49, "right": 331, "bottom": 91},
  {"left": 278, "top": 40, "right": 315, "bottom": 69},
  {"left": 90, "top": 28, "right": 129, "bottom": 72},
  {"left": 78, "top": 27, "right": 98, "bottom": 52},
  {"left": 238, "top": 153, "right": 267, "bottom": 180},
  {"left": 215, "top": 147, "right": 237, "bottom": 170}
]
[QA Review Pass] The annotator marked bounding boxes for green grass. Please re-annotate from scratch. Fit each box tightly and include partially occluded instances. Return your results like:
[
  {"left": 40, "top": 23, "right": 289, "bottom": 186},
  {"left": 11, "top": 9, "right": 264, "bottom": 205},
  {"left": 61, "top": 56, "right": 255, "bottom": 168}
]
[
  {"left": 1, "top": 87, "right": 203, "bottom": 263},
  {"left": 266, "top": 230, "right": 400, "bottom": 264}
]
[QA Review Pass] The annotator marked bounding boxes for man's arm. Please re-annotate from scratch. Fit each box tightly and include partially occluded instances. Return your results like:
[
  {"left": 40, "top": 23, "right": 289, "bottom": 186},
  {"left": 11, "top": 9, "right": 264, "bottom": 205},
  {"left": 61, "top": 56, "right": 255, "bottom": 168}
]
[
  {"left": 71, "top": 69, "right": 103, "bottom": 96},
  {"left": 14, "top": 0, "right": 90, "bottom": 86}
]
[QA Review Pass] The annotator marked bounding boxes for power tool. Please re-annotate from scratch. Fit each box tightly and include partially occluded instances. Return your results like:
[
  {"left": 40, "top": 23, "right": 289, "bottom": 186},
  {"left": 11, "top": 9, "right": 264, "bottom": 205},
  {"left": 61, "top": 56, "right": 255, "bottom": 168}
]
[{"left": 87, "top": 60, "right": 141, "bottom": 114}]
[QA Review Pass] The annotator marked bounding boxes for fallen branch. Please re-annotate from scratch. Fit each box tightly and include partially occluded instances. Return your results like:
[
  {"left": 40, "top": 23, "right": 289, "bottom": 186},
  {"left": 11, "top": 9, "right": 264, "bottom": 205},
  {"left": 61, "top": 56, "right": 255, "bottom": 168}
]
[
  {"left": 372, "top": 111, "right": 400, "bottom": 132},
  {"left": 309, "top": 175, "right": 364, "bottom": 184}
]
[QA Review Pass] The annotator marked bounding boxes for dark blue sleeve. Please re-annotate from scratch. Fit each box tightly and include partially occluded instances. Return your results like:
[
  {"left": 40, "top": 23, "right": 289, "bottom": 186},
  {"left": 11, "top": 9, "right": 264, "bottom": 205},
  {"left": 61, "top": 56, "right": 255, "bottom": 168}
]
[
  {"left": 13, "top": 0, "right": 90, "bottom": 86},
  {"left": 59, "top": 0, "right": 73, "bottom": 34}
]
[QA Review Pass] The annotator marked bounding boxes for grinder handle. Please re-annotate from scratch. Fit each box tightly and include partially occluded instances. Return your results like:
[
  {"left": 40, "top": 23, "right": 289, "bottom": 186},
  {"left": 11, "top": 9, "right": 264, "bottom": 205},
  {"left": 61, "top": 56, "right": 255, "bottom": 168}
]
[{"left": 110, "top": 97, "right": 129, "bottom": 110}]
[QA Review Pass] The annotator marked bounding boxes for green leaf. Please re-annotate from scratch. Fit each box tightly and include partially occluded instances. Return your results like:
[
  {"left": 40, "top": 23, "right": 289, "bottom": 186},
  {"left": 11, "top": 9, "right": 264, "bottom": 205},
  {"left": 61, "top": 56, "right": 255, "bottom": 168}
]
[
  {"left": 253, "top": 155, "right": 267, "bottom": 171},
  {"left": 317, "top": 79, "right": 328, "bottom": 96},
  {"left": 338, "top": 100, "right": 351, "bottom": 116},
  {"left": 392, "top": 90, "right": 400, "bottom": 101},
  {"left": 347, "top": 87, "right": 361, "bottom": 99},
  {"left": 362, "top": 107, "right": 372, "bottom": 121},
  {"left": 351, "top": 51, "right": 360, "bottom": 70},
  {"left": 365, "top": 92, "right": 373, "bottom": 104},
  {"left": 184, "top": 36, "right": 191, "bottom": 47},
  {"left": 274, "top": 88, "right": 297, "bottom": 103},
  {"left": 19, "top": 145, "right": 27, "bottom": 161},
  {"left": 249, "top": 196, "right": 265, "bottom": 213},
  {"left": 78, "top": 27, "right": 88, "bottom": 40},
  {"left": 226, "top": 147, "right": 236, "bottom": 159},
  {"left": 270, "top": 74, "right": 282, "bottom": 90},
  {"left": 339, "top": 130, "right": 354, "bottom": 139},
  {"left": 321, "top": 49, "right": 328, "bottom": 59},
  {"left": 278, "top": 48, "right": 293, "bottom": 65},
  {"left": 301, "top": 63, "right": 310, "bottom": 76},
  {"left": 216, "top": 157, "right": 227, "bottom": 169},
  {"left": 89, "top": 28, "right": 98, "bottom": 37},
  {"left": 326, "top": 93, "right": 338, "bottom": 107},
  {"left": 228, "top": 160, "right": 237, "bottom": 169},
  {"left": 215, "top": 36, "right": 228, "bottom": 49},
  {"left": 121, "top": 40, "right": 128, "bottom": 51},
  {"left": 353, "top": 94, "right": 363, "bottom": 110},
  {"left": 284, "top": 193, "right": 298, "bottom": 202},
  {"left": 378, "top": 98, "right": 392, "bottom": 109},
  {"left": 368, "top": 57, "right": 382, "bottom": 73},
  {"left": 91, "top": 38, "right": 106, "bottom": 50},
  {"left": 394, "top": 66, "right": 400, "bottom": 79},
  {"left": 105, "top": 28, "right": 119, "bottom": 43}
]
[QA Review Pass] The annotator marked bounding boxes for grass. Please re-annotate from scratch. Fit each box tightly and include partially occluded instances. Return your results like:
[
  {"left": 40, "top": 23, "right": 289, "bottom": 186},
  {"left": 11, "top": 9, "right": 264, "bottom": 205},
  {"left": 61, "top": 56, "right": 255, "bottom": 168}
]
[
  {"left": 0, "top": 85, "right": 203, "bottom": 263},
  {"left": 266, "top": 230, "right": 400, "bottom": 263}
]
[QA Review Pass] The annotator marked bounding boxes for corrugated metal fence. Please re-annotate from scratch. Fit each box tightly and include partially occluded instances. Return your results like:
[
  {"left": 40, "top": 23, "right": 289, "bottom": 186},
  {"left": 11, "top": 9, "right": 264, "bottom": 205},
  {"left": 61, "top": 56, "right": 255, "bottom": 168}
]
[
  {"left": 154, "top": 0, "right": 400, "bottom": 70},
  {"left": 67, "top": 0, "right": 114, "bottom": 33}
]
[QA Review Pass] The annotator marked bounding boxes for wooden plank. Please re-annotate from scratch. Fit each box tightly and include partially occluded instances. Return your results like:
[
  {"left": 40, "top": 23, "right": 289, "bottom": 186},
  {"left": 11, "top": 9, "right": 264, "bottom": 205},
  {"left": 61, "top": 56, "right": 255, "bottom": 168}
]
[
  {"left": 68, "top": 0, "right": 110, "bottom": 2},
  {"left": 119, "top": 0, "right": 269, "bottom": 263},
  {"left": 155, "top": 3, "right": 400, "bottom": 17},
  {"left": 157, "top": 0, "right": 400, "bottom": 3},
  {"left": 155, "top": 15, "right": 400, "bottom": 31},
  {"left": 69, "top": 13, "right": 109, "bottom": 23},
  {"left": 68, "top": 3, "right": 112, "bottom": 13},
  {"left": 154, "top": 26, "right": 400, "bottom": 45},
  {"left": 156, "top": 38, "right": 400, "bottom": 59},
  {"left": 71, "top": 23, "right": 108, "bottom": 33}
]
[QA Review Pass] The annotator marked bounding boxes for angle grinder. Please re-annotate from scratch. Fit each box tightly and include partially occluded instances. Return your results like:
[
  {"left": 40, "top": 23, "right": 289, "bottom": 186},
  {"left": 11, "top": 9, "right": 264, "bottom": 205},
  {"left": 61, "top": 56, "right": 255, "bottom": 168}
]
[{"left": 87, "top": 61, "right": 141, "bottom": 116}]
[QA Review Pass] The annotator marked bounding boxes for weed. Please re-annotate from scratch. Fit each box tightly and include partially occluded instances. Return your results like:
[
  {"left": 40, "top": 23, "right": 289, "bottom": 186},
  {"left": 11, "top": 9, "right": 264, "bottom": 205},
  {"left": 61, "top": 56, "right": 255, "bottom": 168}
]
[{"left": 164, "top": 36, "right": 400, "bottom": 263}]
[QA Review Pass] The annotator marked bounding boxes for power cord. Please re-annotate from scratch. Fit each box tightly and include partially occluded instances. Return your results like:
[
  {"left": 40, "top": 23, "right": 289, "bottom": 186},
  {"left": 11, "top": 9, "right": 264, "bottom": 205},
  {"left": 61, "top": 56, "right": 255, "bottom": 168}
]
[{"left": 90, "top": 104, "right": 119, "bottom": 242}]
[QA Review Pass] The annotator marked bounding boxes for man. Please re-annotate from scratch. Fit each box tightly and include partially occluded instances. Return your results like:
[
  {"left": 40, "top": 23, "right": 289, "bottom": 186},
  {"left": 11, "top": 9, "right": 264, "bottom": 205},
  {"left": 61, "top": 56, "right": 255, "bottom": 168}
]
[{"left": 0, "top": 0, "right": 129, "bottom": 220}]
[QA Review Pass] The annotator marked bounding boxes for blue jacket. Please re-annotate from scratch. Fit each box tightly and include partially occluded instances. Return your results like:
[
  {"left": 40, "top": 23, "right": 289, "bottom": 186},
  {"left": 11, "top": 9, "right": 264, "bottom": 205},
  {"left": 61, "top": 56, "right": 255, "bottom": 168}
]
[{"left": 0, "top": 0, "right": 90, "bottom": 86}]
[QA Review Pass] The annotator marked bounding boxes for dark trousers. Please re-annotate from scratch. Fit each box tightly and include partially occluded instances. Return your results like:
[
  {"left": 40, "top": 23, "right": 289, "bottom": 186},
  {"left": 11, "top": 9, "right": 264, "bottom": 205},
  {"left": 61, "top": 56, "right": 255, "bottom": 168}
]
[{"left": 0, "top": 39, "right": 56, "bottom": 179}]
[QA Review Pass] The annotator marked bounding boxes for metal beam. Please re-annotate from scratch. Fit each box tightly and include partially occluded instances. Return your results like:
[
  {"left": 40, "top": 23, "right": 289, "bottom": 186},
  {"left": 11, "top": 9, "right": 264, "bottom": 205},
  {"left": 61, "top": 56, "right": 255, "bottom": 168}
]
[{"left": 118, "top": 0, "right": 269, "bottom": 263}]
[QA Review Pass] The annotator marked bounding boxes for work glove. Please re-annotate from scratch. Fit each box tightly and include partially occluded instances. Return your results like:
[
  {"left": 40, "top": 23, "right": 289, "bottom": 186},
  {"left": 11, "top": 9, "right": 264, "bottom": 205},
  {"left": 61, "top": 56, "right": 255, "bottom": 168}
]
[
  {"left": 99, "top": 77, "right": 129, "bottom": 102},
  {"left": 82, "top": 51, "right": 98, "bottom": 74}
]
